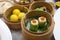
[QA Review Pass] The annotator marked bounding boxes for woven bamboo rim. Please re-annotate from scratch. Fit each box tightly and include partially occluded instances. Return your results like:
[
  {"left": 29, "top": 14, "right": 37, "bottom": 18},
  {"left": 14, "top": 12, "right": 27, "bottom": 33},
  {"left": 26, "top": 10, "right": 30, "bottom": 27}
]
[
  {"left": 21, "top": 10, "right": 54, "bottom": 34},
  {"left": 3, "top": 19, "right": 21, "bottom": 30},
  {"left": 21, "top": 20, "right": 54, "bottom": 40},
  {"left": 29, "top": 1, "right": 54, "bottom": 16}
]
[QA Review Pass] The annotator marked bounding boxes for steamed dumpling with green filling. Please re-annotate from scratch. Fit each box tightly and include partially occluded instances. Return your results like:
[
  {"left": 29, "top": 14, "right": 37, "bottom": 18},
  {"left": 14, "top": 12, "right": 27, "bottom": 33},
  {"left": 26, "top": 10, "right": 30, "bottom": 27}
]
[
  {"left": 38, "top": 16, "right": 47, "bottom": 27},
  {"left": 30, "top": 19, "right": 39, "bottom": 32}
]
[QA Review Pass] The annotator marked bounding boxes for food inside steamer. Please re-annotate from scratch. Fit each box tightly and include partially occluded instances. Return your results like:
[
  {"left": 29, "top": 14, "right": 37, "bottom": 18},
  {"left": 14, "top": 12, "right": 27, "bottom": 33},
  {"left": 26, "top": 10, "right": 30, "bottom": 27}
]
[
  {"left": 34, "top": 6, "right": 50, "bottom": 12},
  {"left": 25, "top": 16, "right": 49, "bottom": 33},
  {"left": 20, "top": 0, "right": 32, "bottom": 4},
  {"left": 8, "top": 9, "right": 25, "bottom": 22},
  {"left": 30, "top": 19, "right": 39, "bottom": 32}
]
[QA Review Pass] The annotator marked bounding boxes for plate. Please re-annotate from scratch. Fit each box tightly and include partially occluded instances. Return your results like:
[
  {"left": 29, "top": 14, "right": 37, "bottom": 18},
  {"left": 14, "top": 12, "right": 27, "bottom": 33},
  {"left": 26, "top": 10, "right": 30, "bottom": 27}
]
[
  {"left": 0, "top": 19, "right": 12, "bottom": 40},
  {"left": 53, "top": 8, "right": 60, "bottom": 40}
]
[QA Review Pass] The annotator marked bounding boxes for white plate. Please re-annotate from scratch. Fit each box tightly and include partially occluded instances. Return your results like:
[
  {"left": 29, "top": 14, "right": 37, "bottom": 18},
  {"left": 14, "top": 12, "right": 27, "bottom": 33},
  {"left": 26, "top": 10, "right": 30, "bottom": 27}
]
[
  {"left": 0, "top": 19, "right": 12, "bottom": 40},
  {"left": 53, "top": 8, "right": 60, "bottom": 40}
]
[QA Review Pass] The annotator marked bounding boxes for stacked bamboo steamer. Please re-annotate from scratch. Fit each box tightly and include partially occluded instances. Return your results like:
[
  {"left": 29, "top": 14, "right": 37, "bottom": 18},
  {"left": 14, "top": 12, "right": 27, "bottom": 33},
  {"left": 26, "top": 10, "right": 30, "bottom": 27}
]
[
  {"left": 2, "top": 0, "right": 55, "bottom": 40},
  {"left": 20, "top": 1, "right": 54, "bottom": 40},
  {"left": 3, "top": 0, "right": 47, "bottom": 30},
  {"left": 3, "top": 0, "right": 54, "bottom": 40}
]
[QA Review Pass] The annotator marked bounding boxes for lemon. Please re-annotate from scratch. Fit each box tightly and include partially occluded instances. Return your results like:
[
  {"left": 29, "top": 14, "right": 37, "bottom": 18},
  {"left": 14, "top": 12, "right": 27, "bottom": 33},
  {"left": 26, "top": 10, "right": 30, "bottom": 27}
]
[
  {"left": 18, "top": 12, "right": 25, "bottom": 19},
  {"left": 13, "top": 9, "right": 20, "bottom": 16},
  {"left": 10, "top": 15, "right": 18, "bottom": 22}
]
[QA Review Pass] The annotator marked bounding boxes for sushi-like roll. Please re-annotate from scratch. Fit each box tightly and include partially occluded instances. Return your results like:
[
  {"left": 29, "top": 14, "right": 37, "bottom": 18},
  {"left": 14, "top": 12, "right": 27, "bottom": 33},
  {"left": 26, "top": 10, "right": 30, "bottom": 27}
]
[
  {"left": 30, "top": 19, "right": 39, "bottom": 32},
  {"left": 38, "top": 16, "right": 47, "bottom": 27}
]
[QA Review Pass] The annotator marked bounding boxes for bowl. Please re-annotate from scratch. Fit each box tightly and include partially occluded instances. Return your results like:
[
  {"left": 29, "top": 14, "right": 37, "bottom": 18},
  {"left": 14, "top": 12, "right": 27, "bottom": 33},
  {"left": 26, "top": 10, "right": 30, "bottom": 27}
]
[
  {"left": 3, "top": 5, "right": 28, "bottom": 30},
  {"left": 21, "top": 11, "right": 54, "bottom": 40},
  {"left": 29, "top": 1, "right": 54, "bottom": 16}
]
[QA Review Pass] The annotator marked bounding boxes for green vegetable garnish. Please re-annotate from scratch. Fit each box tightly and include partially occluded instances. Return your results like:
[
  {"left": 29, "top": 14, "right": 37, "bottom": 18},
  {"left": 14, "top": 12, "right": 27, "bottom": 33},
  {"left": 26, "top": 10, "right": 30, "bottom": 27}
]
[
  {"left": 35, "top": 8, "right": 40, "bottom": 11},
  {"left": 30, "top": 24, "right": 39, "bottom": 32},
  {"left": 39, "top": 22, "right": 48, "bottom": 32},
  {"left": 35, "top": 7, "right": 44, "bottom": 11},
  {"left": 39, "top": 7, "right": 44, "bottom": 11}
]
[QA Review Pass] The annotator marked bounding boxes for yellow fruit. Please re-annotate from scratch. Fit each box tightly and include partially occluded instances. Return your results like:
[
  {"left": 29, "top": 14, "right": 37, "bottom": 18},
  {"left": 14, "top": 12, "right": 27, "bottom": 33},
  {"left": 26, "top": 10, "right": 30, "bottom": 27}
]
[
  {"left": 10, "top": 15, "right": 18, "bottom": 22},
  {"left": 13, "top": 9, "right": 20, "bottom": 16},
  {"left": 18, "top": 12, "right": 25, "bottom": 19}
]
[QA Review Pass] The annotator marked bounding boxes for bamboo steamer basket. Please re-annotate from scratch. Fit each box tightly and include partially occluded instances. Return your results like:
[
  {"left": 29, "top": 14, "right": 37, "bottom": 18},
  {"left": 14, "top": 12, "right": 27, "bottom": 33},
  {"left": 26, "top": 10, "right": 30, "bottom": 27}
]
[
  {"left": 13, "top": 0, "right": 34, "bottom": 8},
  {"left": 29, "top": 1, "right": 54, "bottom": 16},
  {"left": 3, "top": 5, "right": 28, "bottom": 30},
  {"left": 21, "top": 11, "right": 54, "bottom": 40}
]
